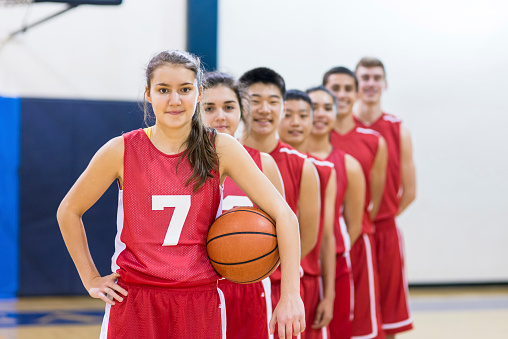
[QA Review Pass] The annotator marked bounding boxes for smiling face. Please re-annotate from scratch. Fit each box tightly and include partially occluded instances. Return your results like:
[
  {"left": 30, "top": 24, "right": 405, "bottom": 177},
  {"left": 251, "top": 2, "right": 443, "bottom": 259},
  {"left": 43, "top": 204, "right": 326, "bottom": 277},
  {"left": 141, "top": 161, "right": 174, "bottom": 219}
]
[
  {"left": 247, "top": 82, "right": 284, "bottom": 137},
  {"left": 308, "top": 90, "right": 336, "bottom": 137},
  {"left": 202, "top": 85, "right": 241, "bottom": 136},
  {"left": 146, "top": 64, "right": 201, "bottom": 130},
  {"left": 325, "top": 73, "right": 357, "bottom": 117},
  {"left": 278, "top": 99, "right": 313, "bottom": 147},
  {"left": 356, "top": 66, "right": 387, "bottom": 105}
]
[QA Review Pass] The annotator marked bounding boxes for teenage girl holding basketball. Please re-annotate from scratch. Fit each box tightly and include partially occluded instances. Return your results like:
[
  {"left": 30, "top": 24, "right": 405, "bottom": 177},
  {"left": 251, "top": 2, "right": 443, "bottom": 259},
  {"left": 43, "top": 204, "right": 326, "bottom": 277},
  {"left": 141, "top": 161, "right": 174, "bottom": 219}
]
[
  {"left": 202, "top": 71, "right": 284, "bottom": 339},
  {"left": 56, "top": 50, "right": 305, "bottom": 339}
]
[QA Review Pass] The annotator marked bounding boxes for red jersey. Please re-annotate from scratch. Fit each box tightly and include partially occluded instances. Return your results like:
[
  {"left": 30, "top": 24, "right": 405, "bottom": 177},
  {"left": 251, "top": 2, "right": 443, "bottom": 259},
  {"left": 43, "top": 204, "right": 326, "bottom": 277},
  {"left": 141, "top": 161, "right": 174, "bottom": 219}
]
[
  {"left": 112, "top": 129, "right": 222, "bottom": 287},
  {"left": 355, "top": 113, "right": 401, "bottom": 222},
  {"left": 269, "top": 140, "right": 306, "bottom": 214},
  {"left": 330, "top": 127, "right": 380, "bottom": 234},
  {"left": 301, "top": 155, "right": 334, "bottom": 276},
  {"left": 269, "top": 140, "right": 307, "bottom": 281},
  {"left": 222, "top": 145, "right": 262, "bottom": 211},
  {"left": 326, "top": 148, "right": 350, "bottom": 254}
]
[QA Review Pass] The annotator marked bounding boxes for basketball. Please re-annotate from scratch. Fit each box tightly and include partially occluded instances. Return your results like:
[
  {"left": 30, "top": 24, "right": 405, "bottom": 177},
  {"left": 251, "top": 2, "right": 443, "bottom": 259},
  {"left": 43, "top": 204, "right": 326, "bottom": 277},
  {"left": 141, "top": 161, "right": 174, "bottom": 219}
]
[{"left": 206, "top": 206, "right": 280, "bottom": 284}]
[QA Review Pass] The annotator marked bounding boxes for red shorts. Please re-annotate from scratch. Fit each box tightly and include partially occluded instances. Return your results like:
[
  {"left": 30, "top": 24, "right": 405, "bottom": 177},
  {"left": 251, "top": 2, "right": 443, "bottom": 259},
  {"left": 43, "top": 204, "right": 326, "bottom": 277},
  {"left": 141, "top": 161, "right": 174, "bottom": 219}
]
[
  {"left": 328, "top": 253, "right": 353, "bottom": 339},
  {"left": 100, "top": 279, "right": 225, "bottom": 339},
  {"left": 218, "top": 278, "right": 271, "bottom": 339},
  {"left": 350, "top": 234, "right": 384, "bottom": 339},
  {"left": 301, "top": 274, "right": 331, "bottom": 339},
  {"left": 373, "top": 219, "right": 413, "bottom": 334}
]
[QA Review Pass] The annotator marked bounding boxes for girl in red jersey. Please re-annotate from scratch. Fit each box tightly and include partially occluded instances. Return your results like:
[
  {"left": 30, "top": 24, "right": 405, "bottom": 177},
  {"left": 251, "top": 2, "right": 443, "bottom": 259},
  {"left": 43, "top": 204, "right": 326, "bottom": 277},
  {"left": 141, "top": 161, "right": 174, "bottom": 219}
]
[
  {"left": 201, "top": 71, "right": 284, "bottom": 339},
  {"left": 307, "top": 86, "right": 366, "bottom": 339},
  {"left": 56, "top": 50, "right": 305, "bottom": 339}
]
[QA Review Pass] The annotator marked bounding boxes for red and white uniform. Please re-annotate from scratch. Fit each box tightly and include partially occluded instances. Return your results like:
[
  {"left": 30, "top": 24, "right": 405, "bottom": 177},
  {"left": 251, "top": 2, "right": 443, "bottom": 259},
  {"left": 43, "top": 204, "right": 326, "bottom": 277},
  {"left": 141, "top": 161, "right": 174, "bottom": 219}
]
[
  {"left": 218, "top": 145, "right": 273, "bottom": 339},
  {"left": 101, "top": 129, "right": 225, "bottom": 339},
  {"left": 330, "top": 128, "right": 384, "bottom": 339},
  {"left": 325, "top": 148, "right": 354, "bottom": 339},
  {"left": 355, "top": 113, "right": 413, "bottom": 334},
  {"left": 268, "top": 141, "right": 306, "bottom": 307},
  {"left": 301, "top": 155, "right": 334, "bottom": 339}
]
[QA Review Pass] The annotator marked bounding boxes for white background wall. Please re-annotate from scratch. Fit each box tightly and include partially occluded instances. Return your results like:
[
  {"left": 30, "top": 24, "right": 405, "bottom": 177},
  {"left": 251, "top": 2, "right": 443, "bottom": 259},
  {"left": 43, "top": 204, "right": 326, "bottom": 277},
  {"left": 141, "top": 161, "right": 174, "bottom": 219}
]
[{"left": 1, "top": 0, "right": 507, "bottom": 284}]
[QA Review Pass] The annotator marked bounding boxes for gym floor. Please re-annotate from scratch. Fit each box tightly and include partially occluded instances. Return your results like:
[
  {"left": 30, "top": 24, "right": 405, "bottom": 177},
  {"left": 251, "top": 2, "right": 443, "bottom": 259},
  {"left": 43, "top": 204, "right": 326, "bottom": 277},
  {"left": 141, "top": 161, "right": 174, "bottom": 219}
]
[{"left": 0, "top": 285, "right": 507, "bottom": 339}]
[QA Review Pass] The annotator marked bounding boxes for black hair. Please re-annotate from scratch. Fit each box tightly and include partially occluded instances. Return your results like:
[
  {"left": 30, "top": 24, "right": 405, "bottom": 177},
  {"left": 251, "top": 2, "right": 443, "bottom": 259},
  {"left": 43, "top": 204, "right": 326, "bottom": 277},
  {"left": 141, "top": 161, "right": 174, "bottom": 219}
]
[
  {"left": 285, "top": 89, "right": 313, "bottom": 111},
  {"left": 306, "top": 85, "right": 338, "bottom": 107},
  {"left": 322, "top": 66, "right": 359, "bottom": 91},
  {"left": 239, "top": 67, "right": 286, "bottom": 98}
]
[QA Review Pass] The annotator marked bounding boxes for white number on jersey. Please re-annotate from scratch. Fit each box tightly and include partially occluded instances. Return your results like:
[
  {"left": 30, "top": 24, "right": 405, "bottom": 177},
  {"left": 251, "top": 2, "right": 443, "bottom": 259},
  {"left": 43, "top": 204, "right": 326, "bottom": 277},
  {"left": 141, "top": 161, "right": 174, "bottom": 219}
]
[
  {"left": 152, "top": 195, "right": 191, "bottom": 246},
  {"left": 222, "top": 195, "right": 253, "bottom": 211}
]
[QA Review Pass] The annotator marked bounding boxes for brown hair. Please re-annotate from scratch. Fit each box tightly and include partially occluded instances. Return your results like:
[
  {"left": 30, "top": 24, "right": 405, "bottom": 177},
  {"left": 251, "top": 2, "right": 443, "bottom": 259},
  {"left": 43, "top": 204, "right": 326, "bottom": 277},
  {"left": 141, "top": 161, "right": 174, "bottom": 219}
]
[
  {"left": 143, "top": 50, "right": 218, "bottom": 191},
  {"left": 203, "top": 71, "right": 251, "bottom": 135},
  {"left": 355, "top": 57, "right": 386, "bottom": 78}
]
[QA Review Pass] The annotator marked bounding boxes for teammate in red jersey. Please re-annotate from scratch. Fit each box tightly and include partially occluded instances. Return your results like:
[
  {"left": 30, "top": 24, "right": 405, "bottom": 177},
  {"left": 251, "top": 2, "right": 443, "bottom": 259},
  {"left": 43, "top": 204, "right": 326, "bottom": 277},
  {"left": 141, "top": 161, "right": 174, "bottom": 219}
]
[
  {"left": 56, "top": 50, "right": 305, "bottom": 339},
  {"left": 202, "top": 71, "right": 283, "bottom": 339},
  {"left": 277, "top": 90, "right": 337, "bottom": 339},
  {"left": 239, "top": 68, "right": 320, "bottom": 333},
  {"left": 354, "top": 57, "right": 416, "bottom": 338},
  {"left": 323, "top": 66, "right": 388, "bottom": 339},
  {"left": 307, "top": 86, "right": 365, "bottom": 339}
]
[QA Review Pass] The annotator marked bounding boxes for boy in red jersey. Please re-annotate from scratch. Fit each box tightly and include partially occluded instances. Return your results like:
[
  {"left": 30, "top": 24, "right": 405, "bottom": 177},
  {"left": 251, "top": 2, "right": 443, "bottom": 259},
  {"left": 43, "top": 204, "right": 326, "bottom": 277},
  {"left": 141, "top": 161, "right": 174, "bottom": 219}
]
[
  {"left": 307, "top": 86, "right": 365, "bottom": 339},
  {"left": 323, "top": 66, "right": 388, "bottom": 339},
  {"left": 277, "top": 90, "right": 337, "bottom": 339},
  {"left": 57, "top": 51, "right": 305, "bottom": 339},
  {"left": 354, "top": 57, "right": 416, "bottom": 338},
  {"left": 202, "top": 71, "right": 283, "bottom": 339},
  {"left": 239, "top": 68, "right": 320, "bottom": 319}
]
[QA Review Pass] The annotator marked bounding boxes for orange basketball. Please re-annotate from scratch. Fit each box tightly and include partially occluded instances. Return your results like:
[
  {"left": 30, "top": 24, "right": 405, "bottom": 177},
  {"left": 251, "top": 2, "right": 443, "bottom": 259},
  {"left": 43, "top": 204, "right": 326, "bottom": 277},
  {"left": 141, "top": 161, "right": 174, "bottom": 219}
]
[{"left": 206, "top": 206, "right": 280, "bottom": 284}]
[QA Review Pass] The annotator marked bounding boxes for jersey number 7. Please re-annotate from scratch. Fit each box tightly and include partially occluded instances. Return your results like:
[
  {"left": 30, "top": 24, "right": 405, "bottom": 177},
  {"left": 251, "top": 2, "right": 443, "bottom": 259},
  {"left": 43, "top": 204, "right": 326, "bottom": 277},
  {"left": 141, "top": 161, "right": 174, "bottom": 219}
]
[{"left": 152, "top": 195, "right": 191, "bottom": 246}]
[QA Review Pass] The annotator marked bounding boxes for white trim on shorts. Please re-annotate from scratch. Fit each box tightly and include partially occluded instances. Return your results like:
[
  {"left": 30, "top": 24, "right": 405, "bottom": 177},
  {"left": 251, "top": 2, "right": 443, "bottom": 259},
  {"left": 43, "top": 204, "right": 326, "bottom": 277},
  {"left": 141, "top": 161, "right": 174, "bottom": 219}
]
[
  {"left": 381, "top": 228, "right": 413, "bottom": 330},
  {"left": 99, "top": 303, "right": 111, "bottom": 339},
  {"left": 217, "top": 286, "right": 227, "bottom": 339},
  {"left": 351, "top": 234, "right": 379, "bottom": 339},
  {"left": 343, "top": 251, "right": 354, "bottom": 322},
  {"left": 262, "top": 277, "right": 274, "bottom": 339}
]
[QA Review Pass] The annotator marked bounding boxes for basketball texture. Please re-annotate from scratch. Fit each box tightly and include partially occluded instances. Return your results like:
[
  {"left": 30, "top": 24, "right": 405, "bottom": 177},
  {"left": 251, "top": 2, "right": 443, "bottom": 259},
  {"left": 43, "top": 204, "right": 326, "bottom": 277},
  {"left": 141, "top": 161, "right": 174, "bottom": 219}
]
[{"left": 206, "top": 207, "right": 280, "bottom": 284}]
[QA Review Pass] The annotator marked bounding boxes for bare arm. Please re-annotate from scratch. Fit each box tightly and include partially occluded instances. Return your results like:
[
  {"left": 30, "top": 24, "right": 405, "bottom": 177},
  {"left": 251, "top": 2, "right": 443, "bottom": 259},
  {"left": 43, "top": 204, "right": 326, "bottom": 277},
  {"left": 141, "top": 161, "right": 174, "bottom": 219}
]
[
  {"left": 298, "top": 159, "right": 320, "bottom": 259},
  {"left": 369, "top": 136, "right": 387, "bottom": 220},
  {"left": 260, "top": 152, "right": 285, "bottom": 197},
  {"left": 343, "top": 155, "right": 365, "bottom": 246},
  {"left": 56, "top": 136, "right": 127, "bottom": 305},
  {"left": 216, "top": 134, "right": 305, "bottom": 338},
  {"left": 313, "top": 169, "right": 336, "bottom": 329},
  {"left": 398, "top": 125, "right": 416, "bottom": 215}
]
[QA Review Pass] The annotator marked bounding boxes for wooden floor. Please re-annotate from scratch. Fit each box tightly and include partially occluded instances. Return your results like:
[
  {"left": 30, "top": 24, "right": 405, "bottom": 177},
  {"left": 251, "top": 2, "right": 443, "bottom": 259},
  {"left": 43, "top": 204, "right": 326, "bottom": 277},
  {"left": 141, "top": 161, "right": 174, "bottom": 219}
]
[{"left": 0, "top": 285, "right": 507, "bottom": 338}]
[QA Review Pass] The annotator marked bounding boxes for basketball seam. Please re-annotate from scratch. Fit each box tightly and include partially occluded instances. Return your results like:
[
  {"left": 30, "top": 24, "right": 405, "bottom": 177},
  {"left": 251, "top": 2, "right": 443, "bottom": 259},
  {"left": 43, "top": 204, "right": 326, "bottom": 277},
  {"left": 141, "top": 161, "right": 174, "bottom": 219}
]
[
  {"left": 209, "top": 245, "right": 279, "bottom": 266},
  {"left": 228, "top": 258, "right": 281, "bottom": 284},
  {"left": 206, "top": 231, "right": 276, "bottom": 245},
  {"left": 214, "top": 208, "right": 276, "bottom": 227}
]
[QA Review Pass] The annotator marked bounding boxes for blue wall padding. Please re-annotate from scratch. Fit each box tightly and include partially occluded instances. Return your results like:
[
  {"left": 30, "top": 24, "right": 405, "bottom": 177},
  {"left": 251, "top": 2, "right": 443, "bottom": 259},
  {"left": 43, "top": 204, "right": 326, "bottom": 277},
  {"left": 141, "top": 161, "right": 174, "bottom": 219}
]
[
  {"left": 18, "top": 98, "right": 143, "bottom": 296},
  {"left": 0, "top": 97, "right": 21, "bottom": 298},
  {"left": 187, "top": 0, "right": 218, "bottom": 71}
]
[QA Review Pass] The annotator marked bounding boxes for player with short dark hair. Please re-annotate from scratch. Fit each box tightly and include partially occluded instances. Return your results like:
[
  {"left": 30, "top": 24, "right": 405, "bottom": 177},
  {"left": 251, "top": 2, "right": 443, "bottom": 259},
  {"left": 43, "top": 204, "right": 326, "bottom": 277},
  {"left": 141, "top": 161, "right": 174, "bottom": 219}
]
[
  {"left": 323, "top": 66, "right": 388, "bottom": 339},
  {"left": 239, "top": 68, "right": 320, "bottom": 328}
]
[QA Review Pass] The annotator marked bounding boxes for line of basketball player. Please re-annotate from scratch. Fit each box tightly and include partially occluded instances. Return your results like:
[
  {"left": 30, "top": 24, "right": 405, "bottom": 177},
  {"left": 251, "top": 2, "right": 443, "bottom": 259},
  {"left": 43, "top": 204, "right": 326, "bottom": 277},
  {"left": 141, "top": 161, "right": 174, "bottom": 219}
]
[{"left": 201, "top": 57, "right": 416, "bottom": 339}]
